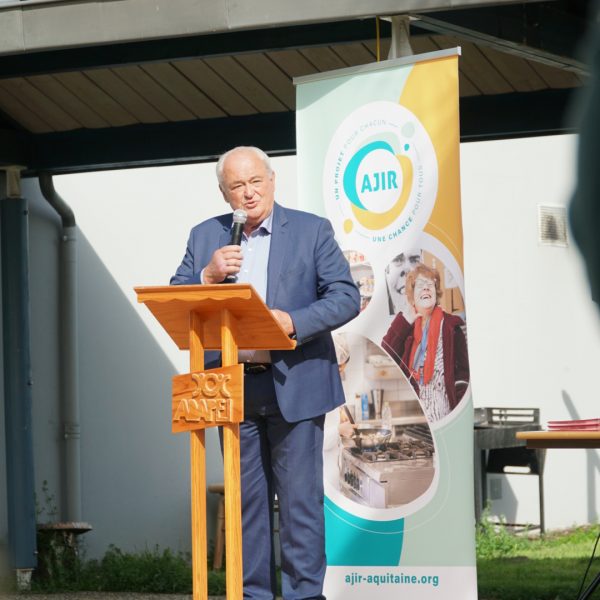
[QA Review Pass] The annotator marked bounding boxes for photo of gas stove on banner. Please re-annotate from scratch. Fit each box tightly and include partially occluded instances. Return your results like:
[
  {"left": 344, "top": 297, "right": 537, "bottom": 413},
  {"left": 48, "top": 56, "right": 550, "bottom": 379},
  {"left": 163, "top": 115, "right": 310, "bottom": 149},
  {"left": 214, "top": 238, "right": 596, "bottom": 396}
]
[{"left": 324, "top": 333, "right": 436, "bottom": 510}]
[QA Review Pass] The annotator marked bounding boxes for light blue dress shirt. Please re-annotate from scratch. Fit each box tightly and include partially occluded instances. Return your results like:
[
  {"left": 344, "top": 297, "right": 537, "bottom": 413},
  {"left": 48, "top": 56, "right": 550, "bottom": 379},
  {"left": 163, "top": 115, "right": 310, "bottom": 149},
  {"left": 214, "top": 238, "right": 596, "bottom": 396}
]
[
  {"left": 200, "top": 210, "right": 274, "bottom": 362},
  {"left": 235, "top": 210, "right": 273, "bottom": 300},
  {"left": 235, "top": 210, "right": 273, "bottom": 363}
]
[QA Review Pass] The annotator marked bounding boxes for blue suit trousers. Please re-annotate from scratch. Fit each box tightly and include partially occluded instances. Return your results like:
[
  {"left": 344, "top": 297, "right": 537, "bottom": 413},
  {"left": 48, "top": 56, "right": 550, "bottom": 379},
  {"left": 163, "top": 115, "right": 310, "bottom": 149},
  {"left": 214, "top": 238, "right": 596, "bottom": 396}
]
[{"left": 240, "top": 370, "right": 326, "bottom": 600}]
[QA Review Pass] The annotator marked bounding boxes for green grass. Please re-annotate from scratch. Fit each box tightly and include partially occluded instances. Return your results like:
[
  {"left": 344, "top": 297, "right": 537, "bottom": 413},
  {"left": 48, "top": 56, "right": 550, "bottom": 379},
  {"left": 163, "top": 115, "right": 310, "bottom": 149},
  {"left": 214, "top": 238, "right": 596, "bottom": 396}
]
[
  {"left": 2, "top": 524, "right": 597, "bottom": 598},
  {"left": 476, "top": 522, "right": 600, "bottom": 600},
  {"left": 478, "top": 557, "right": 595, "bottom": 600}
]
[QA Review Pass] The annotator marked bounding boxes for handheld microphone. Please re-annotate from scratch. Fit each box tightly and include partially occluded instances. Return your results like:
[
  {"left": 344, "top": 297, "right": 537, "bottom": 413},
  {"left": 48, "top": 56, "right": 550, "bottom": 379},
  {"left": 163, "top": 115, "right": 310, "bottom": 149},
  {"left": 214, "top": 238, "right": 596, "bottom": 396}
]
[
  {"left": 225, "top": 209, "right": 247, "bottom": 283},
  {"left": 230, "top": 209, "right": 247, "bottom": 246}
]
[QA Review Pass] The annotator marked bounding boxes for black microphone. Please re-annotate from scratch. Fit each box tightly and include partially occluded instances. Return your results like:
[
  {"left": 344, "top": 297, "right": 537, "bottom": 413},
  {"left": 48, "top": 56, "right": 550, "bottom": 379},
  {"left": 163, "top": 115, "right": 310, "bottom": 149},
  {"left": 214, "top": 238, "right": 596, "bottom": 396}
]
[
  {"left": 225, "top": 209, "right": 247, "bottom": 283},
  {"left": 230, "top": 208, "right": 247, "bottom": 246}
]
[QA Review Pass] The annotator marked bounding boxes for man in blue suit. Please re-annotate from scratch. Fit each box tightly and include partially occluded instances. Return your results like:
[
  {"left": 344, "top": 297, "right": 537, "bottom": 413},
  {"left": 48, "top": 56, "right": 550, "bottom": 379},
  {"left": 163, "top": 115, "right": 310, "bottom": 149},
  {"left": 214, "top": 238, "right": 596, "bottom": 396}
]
[{"left": 171, "top": 146, "right": 360, "bottom": 600}]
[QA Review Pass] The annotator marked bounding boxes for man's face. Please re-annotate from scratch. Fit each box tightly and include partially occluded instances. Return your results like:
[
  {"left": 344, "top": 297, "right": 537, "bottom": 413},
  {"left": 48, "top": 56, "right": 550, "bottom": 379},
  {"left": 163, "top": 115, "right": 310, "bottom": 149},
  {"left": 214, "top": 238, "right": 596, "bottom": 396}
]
[
  {"left": 413, "top": 275, "right": 437, "bottom": 314},
  {"left": 220, "top": 149, "right": 276, "bottom": 232},
  {"left": 386, "top": 252, "right": 421, "bottom": 295}
]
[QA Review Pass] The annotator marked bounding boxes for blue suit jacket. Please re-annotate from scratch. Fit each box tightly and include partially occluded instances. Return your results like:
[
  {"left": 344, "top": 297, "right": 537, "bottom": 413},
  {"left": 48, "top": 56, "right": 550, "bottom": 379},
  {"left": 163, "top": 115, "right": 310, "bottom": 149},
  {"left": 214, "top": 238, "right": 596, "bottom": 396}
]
[{"left": 171, "top": 203, "right": 360, "bottom": 422}]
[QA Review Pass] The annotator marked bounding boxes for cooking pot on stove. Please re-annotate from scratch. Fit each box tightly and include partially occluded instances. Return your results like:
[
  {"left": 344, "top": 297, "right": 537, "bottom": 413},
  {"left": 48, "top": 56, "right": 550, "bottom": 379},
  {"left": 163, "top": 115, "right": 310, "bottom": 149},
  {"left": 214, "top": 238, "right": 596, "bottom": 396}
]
[{"left": 353, "top": 425, "right": 392, "bottom": 450}]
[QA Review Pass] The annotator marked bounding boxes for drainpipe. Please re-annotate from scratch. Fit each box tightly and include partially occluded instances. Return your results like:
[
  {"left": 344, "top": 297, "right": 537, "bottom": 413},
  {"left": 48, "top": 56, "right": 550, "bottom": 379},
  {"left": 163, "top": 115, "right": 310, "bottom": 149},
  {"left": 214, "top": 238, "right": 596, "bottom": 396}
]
[
  {"left": 38, "top": 174, "right": 81, "bottom": 523},
  {"left": 1, "top": 167, "right": 37, "bottom": 587}
]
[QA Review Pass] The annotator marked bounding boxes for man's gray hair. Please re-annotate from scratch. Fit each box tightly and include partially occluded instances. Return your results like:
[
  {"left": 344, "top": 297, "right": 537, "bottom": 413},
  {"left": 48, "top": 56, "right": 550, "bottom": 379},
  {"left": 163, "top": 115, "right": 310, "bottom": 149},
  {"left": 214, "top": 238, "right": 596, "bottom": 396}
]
[{"left": 216, "top": 146, "right": 273, "bottom": 187}]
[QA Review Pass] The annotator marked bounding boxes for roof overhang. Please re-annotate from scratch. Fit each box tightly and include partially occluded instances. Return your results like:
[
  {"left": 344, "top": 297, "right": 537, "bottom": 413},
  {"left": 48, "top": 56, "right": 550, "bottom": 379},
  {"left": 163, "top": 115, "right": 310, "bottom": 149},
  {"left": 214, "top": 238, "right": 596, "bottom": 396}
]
[
  {"left": 0, "top": 0, "right": 591, "bottom": 174},
  {"left": 0, "top": 0, "right": 546, "bottom": 56}
]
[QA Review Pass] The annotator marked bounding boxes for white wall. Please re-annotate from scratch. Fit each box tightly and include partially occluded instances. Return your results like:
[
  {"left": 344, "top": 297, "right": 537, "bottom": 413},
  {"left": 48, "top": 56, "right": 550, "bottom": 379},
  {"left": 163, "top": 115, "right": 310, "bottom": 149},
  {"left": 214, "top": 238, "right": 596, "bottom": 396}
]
[
  {"left": 51, "top": 157, "right": 298, "bottom": 558},
  {"left": 3, "top": 136, "right": 599, "bottom": 563},
  {"left": 461, "top": 134, "right": 600, "bottom": 528}
]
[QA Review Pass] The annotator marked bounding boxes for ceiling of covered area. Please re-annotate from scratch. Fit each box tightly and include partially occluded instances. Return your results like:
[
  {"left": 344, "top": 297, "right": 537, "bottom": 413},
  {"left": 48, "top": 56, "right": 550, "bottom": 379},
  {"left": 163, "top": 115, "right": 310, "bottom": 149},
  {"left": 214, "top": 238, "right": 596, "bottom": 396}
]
[
  {"left": 0, "top": 0, "right": 592, "bottom": 175},
  {"left": 0, "top": 36, "right": 584, "bottom": 132}
]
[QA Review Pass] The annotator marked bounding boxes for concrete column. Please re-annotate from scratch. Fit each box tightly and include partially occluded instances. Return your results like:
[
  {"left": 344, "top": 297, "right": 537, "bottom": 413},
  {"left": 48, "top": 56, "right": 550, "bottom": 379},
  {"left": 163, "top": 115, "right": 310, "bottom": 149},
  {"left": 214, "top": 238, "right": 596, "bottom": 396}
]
[{"left": 388, "top": 15, "right": 413, "bottom": 59}]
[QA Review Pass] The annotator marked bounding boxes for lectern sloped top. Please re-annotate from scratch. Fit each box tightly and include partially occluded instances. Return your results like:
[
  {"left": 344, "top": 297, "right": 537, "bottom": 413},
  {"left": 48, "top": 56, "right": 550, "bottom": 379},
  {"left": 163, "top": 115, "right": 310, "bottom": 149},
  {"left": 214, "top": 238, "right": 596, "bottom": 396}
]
[{"left": 135, "top": 283, "right": 296, "bottom": 351}]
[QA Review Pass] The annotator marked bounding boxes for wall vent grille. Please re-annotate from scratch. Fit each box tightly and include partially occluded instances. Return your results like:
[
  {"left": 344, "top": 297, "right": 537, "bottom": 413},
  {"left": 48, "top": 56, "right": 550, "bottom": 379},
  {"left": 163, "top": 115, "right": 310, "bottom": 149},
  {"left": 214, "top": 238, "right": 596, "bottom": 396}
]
[{"left": 538, "top": 205, "right": 568, "bottom": 247}]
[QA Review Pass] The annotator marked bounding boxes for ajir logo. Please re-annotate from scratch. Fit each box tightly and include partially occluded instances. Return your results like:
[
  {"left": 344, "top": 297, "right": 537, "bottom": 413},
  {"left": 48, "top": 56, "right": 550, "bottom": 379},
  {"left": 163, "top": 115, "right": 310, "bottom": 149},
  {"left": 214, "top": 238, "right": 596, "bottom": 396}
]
[{"left": 323, "top": 101, "right": 438, "bottom": 244}]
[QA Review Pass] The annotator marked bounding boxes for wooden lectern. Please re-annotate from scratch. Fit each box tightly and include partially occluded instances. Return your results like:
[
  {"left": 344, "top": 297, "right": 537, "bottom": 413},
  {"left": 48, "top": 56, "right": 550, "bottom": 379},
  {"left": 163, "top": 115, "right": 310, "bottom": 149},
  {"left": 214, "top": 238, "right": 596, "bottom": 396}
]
[{"left": 135, "top": 284, "right": 296, "bottom": 600}]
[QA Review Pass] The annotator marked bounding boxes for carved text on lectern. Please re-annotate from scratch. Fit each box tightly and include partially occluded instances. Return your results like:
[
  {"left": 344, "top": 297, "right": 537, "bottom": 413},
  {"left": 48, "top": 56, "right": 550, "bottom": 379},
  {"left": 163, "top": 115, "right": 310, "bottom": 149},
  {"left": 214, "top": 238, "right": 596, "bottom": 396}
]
[{"left": 172, "top": 364, "right": 243, "bottom": 433}]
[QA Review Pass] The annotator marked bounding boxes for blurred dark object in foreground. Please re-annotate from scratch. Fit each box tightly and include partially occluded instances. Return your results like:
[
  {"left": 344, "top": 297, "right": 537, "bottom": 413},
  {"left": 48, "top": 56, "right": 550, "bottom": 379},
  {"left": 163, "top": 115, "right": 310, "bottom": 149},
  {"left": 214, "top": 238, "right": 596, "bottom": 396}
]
[{"left": 570, "top": 1, "right": 600, "bottom": 304}]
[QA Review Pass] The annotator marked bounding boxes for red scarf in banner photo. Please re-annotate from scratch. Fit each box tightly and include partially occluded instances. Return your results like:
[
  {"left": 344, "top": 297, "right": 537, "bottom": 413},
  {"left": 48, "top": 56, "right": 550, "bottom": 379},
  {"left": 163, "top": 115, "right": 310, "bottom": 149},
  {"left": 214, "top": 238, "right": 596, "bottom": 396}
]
[{"left": 409, "top": 305, "right": 444, "bottom": 385}]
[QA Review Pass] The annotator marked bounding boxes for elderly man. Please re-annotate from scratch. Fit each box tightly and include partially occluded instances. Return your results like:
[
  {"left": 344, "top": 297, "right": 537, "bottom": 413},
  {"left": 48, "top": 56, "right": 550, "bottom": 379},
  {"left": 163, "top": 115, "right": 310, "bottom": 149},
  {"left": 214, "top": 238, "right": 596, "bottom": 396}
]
[{"left": 171, "top": 146, "right": 360, "bottom": 600}]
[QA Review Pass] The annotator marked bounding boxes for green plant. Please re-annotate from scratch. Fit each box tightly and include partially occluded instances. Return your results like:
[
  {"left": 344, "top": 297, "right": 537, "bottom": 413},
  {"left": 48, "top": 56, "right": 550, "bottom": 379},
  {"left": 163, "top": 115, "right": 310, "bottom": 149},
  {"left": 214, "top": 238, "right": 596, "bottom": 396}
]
[
  {"left": 25, "top": 525, "right": 599, "bottom": 599},
  {"left": 32, "top": 479, "right": 80, "bottom": 591},
  {"left": 476, "top": 507, "right": 524, "bottom": 559},
  {"left": 32, "top": 544, "right": 195, "bottom": 593},
  {"left": 33, "top": 532, "right": 87, "bottom": 592},
  {"left": 94, "top": 545, "right": 192, "bottom": 593}
]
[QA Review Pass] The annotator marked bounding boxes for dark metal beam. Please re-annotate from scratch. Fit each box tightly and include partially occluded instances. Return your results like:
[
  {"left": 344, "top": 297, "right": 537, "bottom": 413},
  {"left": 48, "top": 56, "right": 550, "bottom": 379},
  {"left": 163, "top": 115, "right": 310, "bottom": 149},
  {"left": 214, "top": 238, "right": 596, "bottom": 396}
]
[
  {"left": 19, "top": 86, "right": 576, "bottom": 174},
  {"left": 413, "top": 13, "right": 587, "bottom": 74},
  {"left": 413, "top": 1, "right": 591, "bottom": 72},
  {"left": 0, "top": 129, "right": 32, "bottom": 168},
  {"left": 426, "top": 2, "right": 590, "bottom": 58},
  {"left": 0, "top": 18, "right": 389, "bottom": 79},
  {"left": 459, "top": 87, "right": 577, "bottom": 141},
  {"left": 26, "top": 112, "right": 297, "bottom": 174}
]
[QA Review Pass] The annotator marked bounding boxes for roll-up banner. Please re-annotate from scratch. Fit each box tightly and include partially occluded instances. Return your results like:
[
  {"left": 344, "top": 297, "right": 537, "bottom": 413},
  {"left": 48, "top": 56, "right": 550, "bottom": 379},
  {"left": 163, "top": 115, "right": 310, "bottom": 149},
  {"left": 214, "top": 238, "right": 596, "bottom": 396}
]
[{"left": 295, "top": 49, "right": 476, "bottom": 599}]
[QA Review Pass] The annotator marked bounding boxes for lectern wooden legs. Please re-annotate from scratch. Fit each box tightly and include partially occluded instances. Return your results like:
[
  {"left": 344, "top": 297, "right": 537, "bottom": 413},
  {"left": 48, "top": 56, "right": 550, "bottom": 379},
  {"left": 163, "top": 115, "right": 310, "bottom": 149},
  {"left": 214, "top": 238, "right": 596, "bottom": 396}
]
[
  {"left": 188, "top": 309, "right": 243, "bottom": 600},
  {"left": 189, "top": 313, "right": 207, "bottom": 600},
  {"left": 136, "top": 285, "right": 295, "bottom": 600},
  {"left": 221, "top": 309, "right": 243, "bottom": 600},
  {"left": 190, "top": 430, "right": 207, "bottom": 600},
  {"left": 222, "top": 424, "right": 243, "bottom": 599}
]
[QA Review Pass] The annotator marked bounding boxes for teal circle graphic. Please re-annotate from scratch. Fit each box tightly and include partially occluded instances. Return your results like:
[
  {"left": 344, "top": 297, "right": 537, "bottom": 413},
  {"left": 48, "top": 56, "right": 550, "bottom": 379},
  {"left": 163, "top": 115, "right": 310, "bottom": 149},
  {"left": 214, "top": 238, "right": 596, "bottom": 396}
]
[
  {"left": 342, "top": 140, "right": 395, "bottom": 211},
  {"left": 324, "top": 497, "right": 405, "bottom": 566}
]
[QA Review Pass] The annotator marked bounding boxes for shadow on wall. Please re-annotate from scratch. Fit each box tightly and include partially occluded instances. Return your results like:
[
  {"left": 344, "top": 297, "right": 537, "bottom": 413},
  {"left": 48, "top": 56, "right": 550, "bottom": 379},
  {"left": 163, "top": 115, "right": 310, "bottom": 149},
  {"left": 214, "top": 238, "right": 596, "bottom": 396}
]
[
  {"left": 563, "top": 390, "right": 600, "bottom": 524},
  {"left": 74, "top": 229, "right": 223, "bottom": 559},
  {"left": 28, "top": 193, "right": 63, "bottom": 529},
  {"left": 488, "top": 479, "right": 519, "bottom": 525}
]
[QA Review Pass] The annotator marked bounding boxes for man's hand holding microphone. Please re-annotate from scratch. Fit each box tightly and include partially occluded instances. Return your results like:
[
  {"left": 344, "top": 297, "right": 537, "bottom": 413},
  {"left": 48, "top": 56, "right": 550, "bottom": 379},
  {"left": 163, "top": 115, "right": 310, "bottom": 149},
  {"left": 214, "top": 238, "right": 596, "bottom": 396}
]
[
  {"left": 202, "top": 208, "right": 295, "bottom": 337},
  {"left": 203, "top": 245, "right": 244, "bottom": 284},
  {"left": 202, "top": 209, "right": 246, "bottom": 284}
]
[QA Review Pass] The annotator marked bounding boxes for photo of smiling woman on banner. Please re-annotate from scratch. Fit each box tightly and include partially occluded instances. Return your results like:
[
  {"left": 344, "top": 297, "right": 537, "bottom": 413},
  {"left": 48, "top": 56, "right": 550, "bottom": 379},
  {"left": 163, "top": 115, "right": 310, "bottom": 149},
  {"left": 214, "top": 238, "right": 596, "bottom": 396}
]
[{"left": 382, "top": 261, "right": 469, "bottom": 423}]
